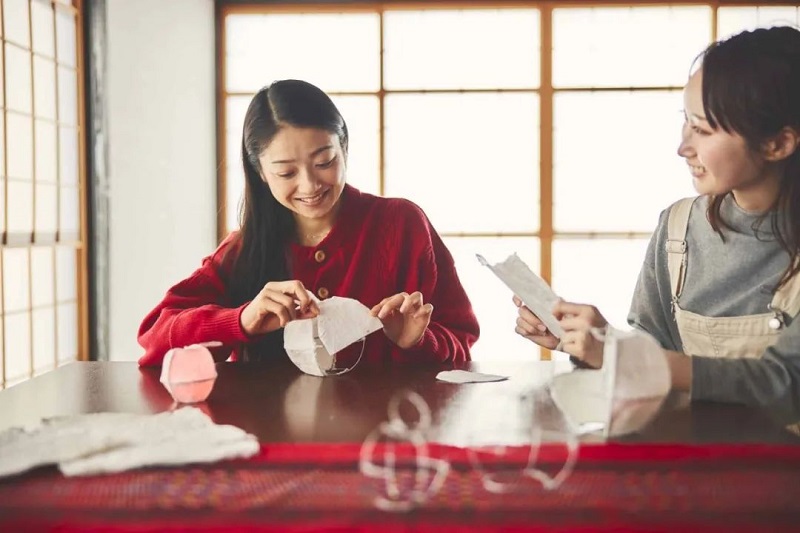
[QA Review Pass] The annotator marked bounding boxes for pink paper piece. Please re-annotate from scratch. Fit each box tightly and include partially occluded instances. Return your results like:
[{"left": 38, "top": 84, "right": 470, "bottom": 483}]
[{"left": 160, "top": 343, "right": 220, "bottom": 403}]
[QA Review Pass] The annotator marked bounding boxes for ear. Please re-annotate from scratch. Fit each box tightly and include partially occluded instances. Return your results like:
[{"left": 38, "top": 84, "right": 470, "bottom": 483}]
[{"left": 762, "top": 127, "right": 800, "bottom": 162}]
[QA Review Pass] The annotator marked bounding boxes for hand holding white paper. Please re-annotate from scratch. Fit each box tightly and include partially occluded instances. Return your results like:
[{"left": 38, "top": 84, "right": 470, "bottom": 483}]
[
  {"left": 548, "top": 326, "right": 670, "bottom": 437},
  {"left": 477, "top": 253, "right": 564, "bottom": 338},
  {"left": 284, "top": 296, "right": 384, "bottom": 377}
]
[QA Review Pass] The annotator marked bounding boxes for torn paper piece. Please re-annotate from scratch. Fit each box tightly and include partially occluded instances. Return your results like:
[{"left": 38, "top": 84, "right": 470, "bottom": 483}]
[
  {"left": 548, "top": 326, "right": 669, "bottom": 437},
  {"left": 284, "top": 296, "right": 383, "bottom": 377},
  {"left": 477, "top": 253, "right": 564, "bottom": 338},
  {"left": 436, "top": 370, "right": 509, "bottom": 383}
]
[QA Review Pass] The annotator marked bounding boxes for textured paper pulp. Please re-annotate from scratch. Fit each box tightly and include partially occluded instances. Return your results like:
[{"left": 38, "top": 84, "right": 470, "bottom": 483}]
[
  {"left": 549, "top": 327, "right": 670, "bottom": 437},
  {"left": 477, "top": 253, "right": 564, "bottom": 338},
  {"left": 160, "top": 343, "right": 219, "bottom": 403},
  {"left": 436, "top": 370, "right": 509, "bottom": 383},
  {"left": 284, "top": 296, "right": 384, "bottom": 376},
  {"left": 0, "top": 407, "right": 259, "bottom": 478}
]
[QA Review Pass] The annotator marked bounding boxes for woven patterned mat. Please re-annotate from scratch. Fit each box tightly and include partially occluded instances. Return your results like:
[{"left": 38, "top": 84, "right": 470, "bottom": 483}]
[{"left": 1, "top": 443, "right": 799, "bottom": 532}]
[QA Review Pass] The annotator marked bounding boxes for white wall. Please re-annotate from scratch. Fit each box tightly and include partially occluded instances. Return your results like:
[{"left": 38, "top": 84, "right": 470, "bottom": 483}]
[{"left": 107, "top": 0, "right": 217, "bottom": 361}]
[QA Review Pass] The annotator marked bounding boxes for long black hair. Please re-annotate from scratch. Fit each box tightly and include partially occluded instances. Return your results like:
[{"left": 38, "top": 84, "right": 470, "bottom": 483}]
[
  {"left": 699, "top": 26, "right": 800, "bottom": 289},
  {"left": 225, "top": 80, "right": 348, "bottom": 359}
]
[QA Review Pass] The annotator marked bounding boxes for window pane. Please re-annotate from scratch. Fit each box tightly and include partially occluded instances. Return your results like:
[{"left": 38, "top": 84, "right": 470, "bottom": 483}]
[
  {"left": 717, "top": 7, "right": 799, "bottom": 41},
  {"left": 552, "top": 239, "right": 650, "bottom": 329},
  {"left": 56, "top": 245, "right": 77, "bottom": 302},
  {"left": 3, "top": 0, "right": 30, "bottom": 48},
  {"left": 59, "top": 185, "right": 80, "bottom": 237},
  {"left": 4, "top": 312, "right": 31, "bottom": 385},
  {"left": 58, "top": 66, "right": 78, "bottom": 125},
  {"left": 225, "top": 13, "right": 379, "bottom": 93},
  {"left": 330, "top": 95, "right": 379, "bottom": 196},
  {"left": 59, "top": 125, "right": 79, "bottom": 185},
  {"left": 4, "top": 248, "right": 30, "bottom": 313},
  {"left": 55, "top": 6, "right": 77, "bottom": 67},
  {"left": 6, "top": 44, "right": 32, "bottom": 113},
  {"left": 7, "top": 112, "right": 33, "bottom": 180},
  {"left": 32, "top": 307, "right": 56, "bottom": 375},
  {"left": 34, "top": 57, "right": 57, "bottom": 120},
  {"left": 384, "top": 9, "right": 540, "bottom": 90},
  {"left": 36, "top": 183, "right": 58, "bottom": 238},
  {"left": 7, "top": 180, "right": 33, "bottom": 235},
  {"left": 444, "top": 237, "right": 540, "bottom": 361},
  {"left": 31, "top": 0, "right": 56, "bottom": 57},
  {"left": 553, "top": 6, "right": 711, "bottom": 88},
  {"left": 35, "top": 120, "right": 58, "bottom": 183},
  {"left": 31, "top": 247, "right": 55, "bottom": 307},
  {"left": 554, "top": 91, "right": 696, "bottom": 232},
  {"left": 385, "top": 93, "right": 539, "bottom": 233},
  {"left": 0, "top": 178, "right": 5, "bottom": 236},
  {"left": 4, "top": 251, "right": 31, "bottom": 342},
  {"left": 57, "top": 302, "right": 78, "bottom": 364},
  {"left": 0, "top": 44, "right": 5, "bottom": 108}
]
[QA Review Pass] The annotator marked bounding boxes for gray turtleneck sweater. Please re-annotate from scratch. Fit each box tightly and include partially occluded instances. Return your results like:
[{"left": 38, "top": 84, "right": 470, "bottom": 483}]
[{"left": 628, "top": 194, "right": 800, "bottom": 421}]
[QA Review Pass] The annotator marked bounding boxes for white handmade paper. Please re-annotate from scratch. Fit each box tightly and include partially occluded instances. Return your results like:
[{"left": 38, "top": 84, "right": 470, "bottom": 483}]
[
  {"left": 477, "top": 253, "right": 564, "bottom": 338},
  {"left": 284, "top": 296, "right": 384, "bottom": 377},
  {"left": 0, "top": 407, "right": 259, "bottom": 478},
  {"left": 548, "top": 326, "right": 670, "bottom": 437},
  {"left": 435, "top": 370, "right": 509, "bottom": 383}
]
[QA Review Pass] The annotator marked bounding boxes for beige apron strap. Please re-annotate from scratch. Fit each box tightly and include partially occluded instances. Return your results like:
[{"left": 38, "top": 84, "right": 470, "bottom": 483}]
[
  {"left": 770, "top": 258, "right": 800, "bottom": 324},
  {"left": 665, "top": 197, "right": 697, "bottom": 311}
]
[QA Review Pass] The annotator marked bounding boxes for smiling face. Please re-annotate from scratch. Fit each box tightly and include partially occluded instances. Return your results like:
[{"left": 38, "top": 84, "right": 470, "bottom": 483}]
[
  {"left": 258, "top": 126, "right": 347, "bottom": 224},
  {"left": 677, "top": 69, "right": 769, "bottom": 199}
]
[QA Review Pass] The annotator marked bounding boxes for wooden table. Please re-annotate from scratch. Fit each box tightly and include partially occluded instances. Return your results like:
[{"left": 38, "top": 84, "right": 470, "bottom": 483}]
[{"left": 1, "top": 359, "right": 797, "bottom": 444}]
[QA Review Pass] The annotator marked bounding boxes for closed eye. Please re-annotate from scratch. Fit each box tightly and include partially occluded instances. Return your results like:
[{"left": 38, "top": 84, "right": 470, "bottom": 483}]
[{"left": 316, "top": 156, "right": 337, "bottom": 169}]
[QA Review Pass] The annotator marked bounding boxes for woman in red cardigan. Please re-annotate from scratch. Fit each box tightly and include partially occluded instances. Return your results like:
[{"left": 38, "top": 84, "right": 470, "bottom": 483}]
[{"left": 138, "top": 79, "right": 479, "bottom": 366}]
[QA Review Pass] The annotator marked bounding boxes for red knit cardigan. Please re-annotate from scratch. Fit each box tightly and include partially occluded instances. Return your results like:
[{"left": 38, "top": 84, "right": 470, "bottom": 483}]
[{"left": 137, "top": 185, "right": 480, "bottom": 366}]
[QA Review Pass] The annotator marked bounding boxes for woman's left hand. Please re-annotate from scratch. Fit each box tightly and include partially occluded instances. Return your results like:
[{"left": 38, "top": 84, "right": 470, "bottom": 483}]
[
  {"left": 553, "top": 301, "right": 608, "bottom": 368},
  {"left": 371, "top": 291, "right": 433, "bottom": 349}
]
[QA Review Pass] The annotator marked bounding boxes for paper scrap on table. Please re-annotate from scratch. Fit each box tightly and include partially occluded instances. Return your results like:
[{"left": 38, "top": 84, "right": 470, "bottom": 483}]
[
  {"left": 476, "top": 253, "right": 564, "bottom": 338},
  {"left": 0, "top": 407, "right": 259, "bottom": 478},
  {"left": 548, "top": 327, "right": 670, "bottom": 437},
  {"left": 284, "top": 296, "right": 384, "bottom": 377},
  {"left": 436, "top": 370, "right": 509, "bottom": 383}
]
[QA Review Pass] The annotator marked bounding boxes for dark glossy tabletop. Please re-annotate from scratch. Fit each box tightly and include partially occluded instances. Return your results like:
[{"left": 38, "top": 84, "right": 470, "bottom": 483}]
[{"left": 0, "top": 358, "right": 797, "bottom": 445}]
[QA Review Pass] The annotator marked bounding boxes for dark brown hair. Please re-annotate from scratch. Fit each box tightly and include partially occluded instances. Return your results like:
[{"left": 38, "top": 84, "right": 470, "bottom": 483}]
[{"left": 699, "top": 26, "right": 800, "bottom": 288}]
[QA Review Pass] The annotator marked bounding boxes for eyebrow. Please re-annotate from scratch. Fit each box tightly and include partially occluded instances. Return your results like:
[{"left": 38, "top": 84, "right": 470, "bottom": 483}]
[{"left": 270, "top": 145, "right": 334, "bottom": 165}]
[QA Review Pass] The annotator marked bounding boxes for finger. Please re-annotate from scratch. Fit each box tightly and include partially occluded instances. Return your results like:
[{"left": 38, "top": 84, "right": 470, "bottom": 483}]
[
  {"left": 376, "top": 293, "right": 407, "bottom": 319},
  {"left": 260, "top": 299, "right": 293, "bottom": 327},
  {"left": 513, "top": 295, "right": 523, "bottom": 307},
  {"left": 399, "top": 292, "right": 423, "bottom": 314},
  {"left": 516, "top": 316, "right": 539, "bottom": 336},
  {"left": 559, "top": 316, "right": 593, "bottom": 333},
  {"left": 412, "top": 303, "right": 433, "bottom": 319},
  {"left": 552, "top": 300, "right": 594, "bottom": 318},
  {"left": 370, "top": 297, "right": 391, "bottom": 316},
  {"left": 263, "top": 290, "right": 299, "bottom": 322},
  {"left": 517, "top": 305, "right": 545, "bottom": 328}
]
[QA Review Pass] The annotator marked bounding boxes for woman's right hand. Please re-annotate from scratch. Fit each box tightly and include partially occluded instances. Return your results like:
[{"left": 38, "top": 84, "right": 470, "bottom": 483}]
[
  {"left": 239, "top": 280, "right": 319, "bottom": 337},
  {"left": 513, "top": 295, "right": 559, "bottom": 350}
]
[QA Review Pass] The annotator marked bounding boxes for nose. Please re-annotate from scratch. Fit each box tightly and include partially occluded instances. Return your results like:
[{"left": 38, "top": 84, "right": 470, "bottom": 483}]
[
  {"left": 677, "top": 123, "right": 694, "bottom": 159},
  {"left": 297, "top": 166, "right": 321, "bottom": 191}
]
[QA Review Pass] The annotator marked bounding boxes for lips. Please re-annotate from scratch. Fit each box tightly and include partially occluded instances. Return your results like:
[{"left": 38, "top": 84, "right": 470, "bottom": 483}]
[
  {"left": 687, "top": 162, "right": 706, "bottom": 178},
  {"left": 295, "top": 189, "right": 329, "bottom": 206}
]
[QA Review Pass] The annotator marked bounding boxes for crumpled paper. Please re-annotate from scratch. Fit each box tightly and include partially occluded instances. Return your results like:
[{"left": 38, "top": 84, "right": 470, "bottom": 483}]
[
  {"left": 0, "top": 407, "right": 259, "bottom": 478},
  {"left": 284, "top": 296, "right": 384, "bottom": 376},
  {"left": 548, "top": 326, "right": 670, "bottom": 437}
]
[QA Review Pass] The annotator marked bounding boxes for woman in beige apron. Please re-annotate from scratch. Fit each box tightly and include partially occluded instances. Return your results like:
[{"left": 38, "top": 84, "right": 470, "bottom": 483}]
[{"left": 514, "top": 26, "right": 800, "bottom": 419}]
